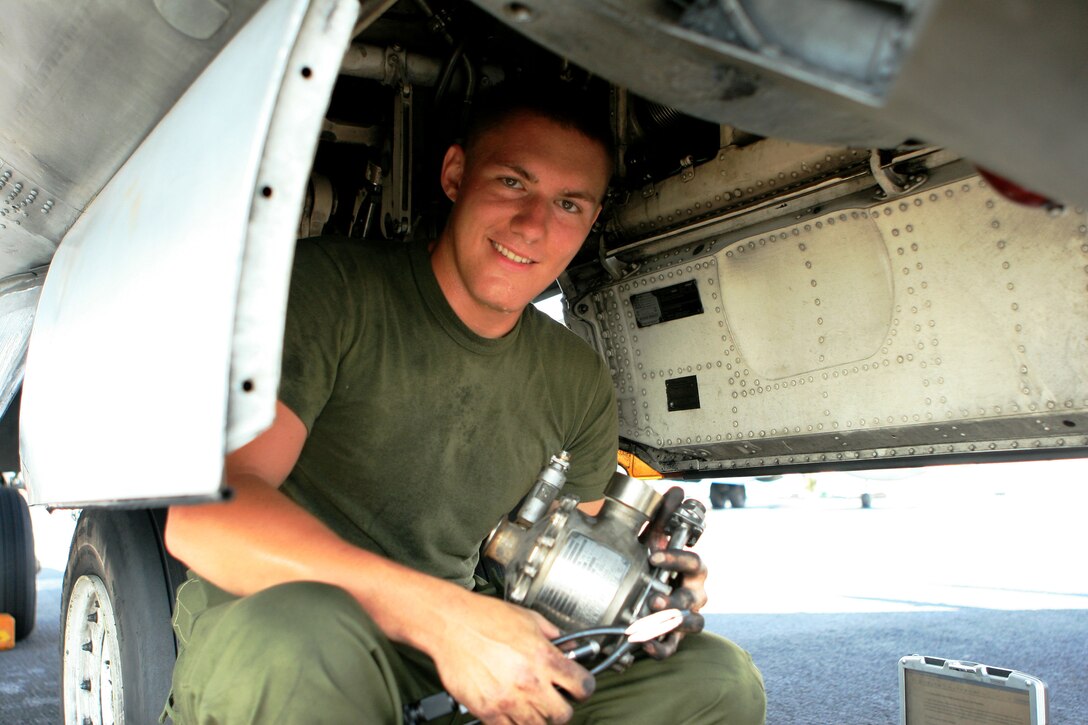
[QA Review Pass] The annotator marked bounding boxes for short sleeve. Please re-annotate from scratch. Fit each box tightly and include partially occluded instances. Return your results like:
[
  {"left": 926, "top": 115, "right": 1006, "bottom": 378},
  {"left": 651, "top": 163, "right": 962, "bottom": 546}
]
[{"left": 278, "top": 239, "right": 359, "bottom": 431}]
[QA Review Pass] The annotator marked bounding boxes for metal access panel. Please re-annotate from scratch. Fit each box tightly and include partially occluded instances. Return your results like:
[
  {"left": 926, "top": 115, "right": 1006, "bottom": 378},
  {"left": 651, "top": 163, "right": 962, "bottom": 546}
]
[{"left": 573, "top": 172, "right": 1088, "bottom": 475}]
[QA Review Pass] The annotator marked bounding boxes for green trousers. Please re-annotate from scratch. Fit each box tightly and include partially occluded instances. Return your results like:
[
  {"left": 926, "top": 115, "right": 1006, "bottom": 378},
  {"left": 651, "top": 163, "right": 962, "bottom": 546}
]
[{"left": 165, "top": 578, "right": 765, "bottom": 724}]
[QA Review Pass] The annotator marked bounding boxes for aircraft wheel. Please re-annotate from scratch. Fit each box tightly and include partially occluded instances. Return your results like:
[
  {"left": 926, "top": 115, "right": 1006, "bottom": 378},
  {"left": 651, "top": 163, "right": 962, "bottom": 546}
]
[
  {"left": 62, "top": 508, "right": 185, "bottom": 723},
  {"left": 710, "top": 483, "right": 746, "bottom": 509},
  {"left": 0, "top": 485, "right": 36, "bottom": 640},
  {"left": 709, "top": 484, "right": 729, "bottom": 510}
]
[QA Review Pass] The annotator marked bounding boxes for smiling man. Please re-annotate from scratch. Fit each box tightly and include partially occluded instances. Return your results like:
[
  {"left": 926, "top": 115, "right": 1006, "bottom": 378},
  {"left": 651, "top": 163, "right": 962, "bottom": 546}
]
[
  {"left": 163, "top": 86, "right": 765, "bottom": 724},
  {"left": 432, "top": 108, "right": 610, "bottom": 337}
]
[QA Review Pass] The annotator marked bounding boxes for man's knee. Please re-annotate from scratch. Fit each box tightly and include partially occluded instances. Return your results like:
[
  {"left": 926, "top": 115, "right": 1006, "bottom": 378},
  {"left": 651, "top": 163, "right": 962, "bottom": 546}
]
[
  {"left": 679, "top": 633, "right": 766, "bottom": 725},
  {"left": 225, "top": 581, "right": 369, "bottom": 647},
  {"left": 204, "top": 580, "right": 393, "bottom": 682},
  {"left": 583, "top": 632, "right": 765, "bottom": 725}
]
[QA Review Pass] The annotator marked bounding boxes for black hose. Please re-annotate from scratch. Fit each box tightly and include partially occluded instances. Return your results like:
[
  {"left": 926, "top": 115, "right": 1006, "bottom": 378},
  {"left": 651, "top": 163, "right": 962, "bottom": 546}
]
[
  {"left": 434, "top": 42, "right": 465, "bottom": 105},
  {"left": 551, "top": 626, "right": 627, "bottom": 646},
  {"left": 589, "top": 639, "right": 636, "bottom": 676}
]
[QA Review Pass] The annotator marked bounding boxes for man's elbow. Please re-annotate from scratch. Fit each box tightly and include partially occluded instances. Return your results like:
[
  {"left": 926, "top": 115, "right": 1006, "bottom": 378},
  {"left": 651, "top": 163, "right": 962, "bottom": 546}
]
[{"left": 163, "top": 505, "right": 198, "bottom": 565}]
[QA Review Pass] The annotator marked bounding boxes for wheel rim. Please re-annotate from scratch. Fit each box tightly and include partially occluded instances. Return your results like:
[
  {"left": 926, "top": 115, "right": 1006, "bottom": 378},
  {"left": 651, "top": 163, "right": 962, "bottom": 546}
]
[{"left": 64, "top": 574, "right": 125, "bottom": 725}]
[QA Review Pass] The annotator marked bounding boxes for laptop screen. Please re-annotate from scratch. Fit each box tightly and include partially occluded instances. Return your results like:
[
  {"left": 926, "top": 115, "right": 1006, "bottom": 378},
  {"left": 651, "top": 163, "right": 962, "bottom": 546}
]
[
  {"left": 900, "top": 656, "right": 1047, "bottom": 725},
  {"left": 903, "top": 668, "right": 1030, "bottom": 725}
]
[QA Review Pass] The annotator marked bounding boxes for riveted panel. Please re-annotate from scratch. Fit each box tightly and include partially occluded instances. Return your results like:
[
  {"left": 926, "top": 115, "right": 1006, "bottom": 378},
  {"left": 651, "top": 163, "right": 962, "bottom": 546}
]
[
  {"left": 0, "top": 164, "right": 72, "bottom": 277},
  {"left": 578, "top": 174, "right": 1088, "bottom": 473},
  {"left": 719, "top": 211, "right": 893, "bottom": 379}
]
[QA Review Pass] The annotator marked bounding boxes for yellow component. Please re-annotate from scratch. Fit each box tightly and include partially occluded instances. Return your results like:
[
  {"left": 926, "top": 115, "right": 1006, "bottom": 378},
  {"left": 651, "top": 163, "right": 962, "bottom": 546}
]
[
  {"left": 617, "top": 450, "right": 663, "bottom": 480},
  {"left": 0, "top": 613, "right": 15, "bottom": 651}
]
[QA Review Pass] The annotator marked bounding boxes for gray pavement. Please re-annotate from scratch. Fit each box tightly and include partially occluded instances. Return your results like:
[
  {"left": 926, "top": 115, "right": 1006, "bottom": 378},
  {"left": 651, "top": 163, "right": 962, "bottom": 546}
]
[
  {"left": 0, "top": 568, "right": 62, "bottom": 724},
  {"left": 693, "top": 458, "right": 1088, "bottom": 724},
  {"left": 2, "top": 458, "right": 1086, "bottom": 723}
]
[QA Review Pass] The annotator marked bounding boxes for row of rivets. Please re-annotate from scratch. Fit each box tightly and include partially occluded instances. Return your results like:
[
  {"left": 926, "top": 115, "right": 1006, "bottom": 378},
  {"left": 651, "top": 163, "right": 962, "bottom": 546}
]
[{"left": 665, "top": 431, "right": 1086, "bottom": 467}]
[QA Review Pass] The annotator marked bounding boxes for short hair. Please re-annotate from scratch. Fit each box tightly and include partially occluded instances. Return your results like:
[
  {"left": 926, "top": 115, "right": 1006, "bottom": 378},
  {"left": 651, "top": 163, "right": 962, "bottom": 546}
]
[{"left": 462, "top": 81, "right": 616, "bottom": 165}]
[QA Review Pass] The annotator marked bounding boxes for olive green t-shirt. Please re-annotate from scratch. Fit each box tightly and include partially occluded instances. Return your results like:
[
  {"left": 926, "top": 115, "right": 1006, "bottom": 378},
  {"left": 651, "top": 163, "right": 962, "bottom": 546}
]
[{"left": 278, "top": 237, "right": 618, "bottom": 589}]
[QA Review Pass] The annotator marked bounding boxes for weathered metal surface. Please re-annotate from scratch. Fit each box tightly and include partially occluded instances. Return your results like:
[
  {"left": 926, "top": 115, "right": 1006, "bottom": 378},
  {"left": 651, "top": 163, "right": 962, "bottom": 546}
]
[
  {"left": 574, "top": 174, "right": 1088, "bottom": 474},
  {"left": 470, "top": 0, "right": 1088, "bottom": 205},
  {"left": 609, "top": 140, "right": 870, "bottom": 245},
  {"left": 0, "top": 0, "right": 267, "bottom": 279},
  {"left": 20, "top": 0, "right": 358, "bottom": 506}
]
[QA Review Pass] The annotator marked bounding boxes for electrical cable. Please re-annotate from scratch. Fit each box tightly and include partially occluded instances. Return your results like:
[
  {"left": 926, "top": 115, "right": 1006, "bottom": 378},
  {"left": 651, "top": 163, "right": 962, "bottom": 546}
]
[
  {"left": 434, "top": 42, "right": 465, "bottom": 105},
  {"left": 589, "top": 639, "right": 637, "bottom": 676},
  {"left": 550, "top": 626, "right": 626, "bottom": 645}
]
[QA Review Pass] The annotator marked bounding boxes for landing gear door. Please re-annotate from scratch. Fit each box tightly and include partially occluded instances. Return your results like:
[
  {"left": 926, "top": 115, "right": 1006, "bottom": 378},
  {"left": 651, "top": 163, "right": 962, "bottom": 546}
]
[{"left": 19, "top": 0, "right": 361, "bottom": 507}]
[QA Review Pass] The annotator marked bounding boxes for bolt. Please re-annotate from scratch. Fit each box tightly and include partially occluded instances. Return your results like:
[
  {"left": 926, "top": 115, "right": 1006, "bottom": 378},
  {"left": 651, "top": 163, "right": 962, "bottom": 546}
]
[{"left": 504, "top": 3, "right": 535, "bottom": 22}]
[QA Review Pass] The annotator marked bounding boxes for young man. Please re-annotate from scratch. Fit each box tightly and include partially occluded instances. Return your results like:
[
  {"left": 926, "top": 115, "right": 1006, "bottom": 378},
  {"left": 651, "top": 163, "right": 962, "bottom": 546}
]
[{"left": 163, "top": 88, "right": 765, "bottom": 724}]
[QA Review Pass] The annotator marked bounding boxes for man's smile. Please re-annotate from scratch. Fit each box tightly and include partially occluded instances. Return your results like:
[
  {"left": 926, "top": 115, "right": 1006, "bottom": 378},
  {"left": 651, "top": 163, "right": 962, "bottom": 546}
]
[{"left": 491, "top": 240, "right": 534, "bottom": 265}]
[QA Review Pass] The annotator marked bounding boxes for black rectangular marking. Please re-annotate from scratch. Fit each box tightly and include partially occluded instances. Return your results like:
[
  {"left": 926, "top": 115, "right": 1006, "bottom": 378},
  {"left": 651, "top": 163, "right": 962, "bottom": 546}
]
[
  {"left": 666, "top": 375, "right": 701, "bottom": 412},
  {"left": 631, "top": 280, "right": 704, "bottom": 328}
]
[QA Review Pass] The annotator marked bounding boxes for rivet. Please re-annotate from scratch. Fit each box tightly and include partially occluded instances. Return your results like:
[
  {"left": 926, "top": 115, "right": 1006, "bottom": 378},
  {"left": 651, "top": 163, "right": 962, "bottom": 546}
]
[{"left": 503, "top": 2, "right": 536, "bottom": 22}]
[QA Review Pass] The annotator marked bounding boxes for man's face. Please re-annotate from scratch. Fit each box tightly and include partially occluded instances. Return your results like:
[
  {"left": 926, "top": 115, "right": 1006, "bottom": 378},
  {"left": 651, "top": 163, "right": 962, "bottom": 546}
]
[{"left": 431, "top": 111, "right": 611, "bottom": 337}]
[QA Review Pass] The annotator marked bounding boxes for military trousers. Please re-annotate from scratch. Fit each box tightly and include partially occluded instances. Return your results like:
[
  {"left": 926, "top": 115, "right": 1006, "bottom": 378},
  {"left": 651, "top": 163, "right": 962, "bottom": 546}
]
[{"left": 164, "top": 577, "right": 766, "bottom": 724}]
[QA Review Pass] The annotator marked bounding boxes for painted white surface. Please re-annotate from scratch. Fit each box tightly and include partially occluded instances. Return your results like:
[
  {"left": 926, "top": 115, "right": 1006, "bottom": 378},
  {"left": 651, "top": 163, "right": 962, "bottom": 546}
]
[{"left": 21, "top": 0, "right": 308, "bottom": 505}]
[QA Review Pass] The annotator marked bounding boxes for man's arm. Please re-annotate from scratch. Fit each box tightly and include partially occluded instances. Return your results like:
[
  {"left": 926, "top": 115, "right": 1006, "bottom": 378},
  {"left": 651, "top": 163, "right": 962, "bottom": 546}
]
[{"left": 165, "top": 400, "right": 594, "bottom": 724}]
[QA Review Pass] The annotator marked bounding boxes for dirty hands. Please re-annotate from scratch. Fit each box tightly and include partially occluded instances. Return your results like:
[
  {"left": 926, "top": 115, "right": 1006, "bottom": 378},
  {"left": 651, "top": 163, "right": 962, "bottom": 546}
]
[
  {"left": 639, "top": 486, "right": 708, "bottom": 659},
  {"left": 430, "top": 589, "right": 594, "bottom": 724}
]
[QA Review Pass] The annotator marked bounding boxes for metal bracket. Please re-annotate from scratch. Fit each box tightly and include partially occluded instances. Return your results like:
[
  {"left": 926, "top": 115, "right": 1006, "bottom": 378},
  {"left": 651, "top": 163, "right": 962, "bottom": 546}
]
[
  {"left": 349, "top": 161, "right": 383, "bottom": 239},
  {"left": 302, "top": 173, "right": 334, "bottom": 237},
  {"left": 679, "top": 155, "right": 696, "bottom": 183},
  {"left": 382, "top": 79, "right": 413, "bottom": 238},
  {"left": 600, "top": 252, "right": 640, "bottom": 281},
  {"left": 869, "top": 148, "right": 927, "bottom": 199}
]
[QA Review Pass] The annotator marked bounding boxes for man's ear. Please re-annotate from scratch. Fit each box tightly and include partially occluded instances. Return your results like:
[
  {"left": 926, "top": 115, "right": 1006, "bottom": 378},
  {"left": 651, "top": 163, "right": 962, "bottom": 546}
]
[{"left": 440, "top": 144, "right": 466, "bottom": 202}]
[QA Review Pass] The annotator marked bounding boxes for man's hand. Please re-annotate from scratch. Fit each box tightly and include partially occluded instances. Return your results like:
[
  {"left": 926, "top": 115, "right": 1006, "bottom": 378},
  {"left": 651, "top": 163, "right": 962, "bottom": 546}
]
[
  {"left": 639, "top": 486, "right": 708, "bottom": 659},
  {"left": 429, "top": 590, "right": 595, "bottom": 724}
]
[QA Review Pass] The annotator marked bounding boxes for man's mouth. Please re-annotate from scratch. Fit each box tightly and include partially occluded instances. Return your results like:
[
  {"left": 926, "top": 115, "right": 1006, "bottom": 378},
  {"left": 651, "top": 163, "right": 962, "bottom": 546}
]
[{"left": 491, "top": 240, "right": 533, "bottom": 265}]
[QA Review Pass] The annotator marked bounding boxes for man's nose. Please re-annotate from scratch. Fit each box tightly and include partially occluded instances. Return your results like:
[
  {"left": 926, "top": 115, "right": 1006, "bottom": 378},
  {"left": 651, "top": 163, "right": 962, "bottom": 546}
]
[{"left": 510, "top": 195, "right": 547, "bottom": 241}]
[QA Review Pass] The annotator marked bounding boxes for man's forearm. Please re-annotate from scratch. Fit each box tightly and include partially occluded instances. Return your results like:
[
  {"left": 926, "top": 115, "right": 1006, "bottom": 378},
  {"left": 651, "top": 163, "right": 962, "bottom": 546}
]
[{"left": 164, "top": 475, "right": 468, "bottom": 654}]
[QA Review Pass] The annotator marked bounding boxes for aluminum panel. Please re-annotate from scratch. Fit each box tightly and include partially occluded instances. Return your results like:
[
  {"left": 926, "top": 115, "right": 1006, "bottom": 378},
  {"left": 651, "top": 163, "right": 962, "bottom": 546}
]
[
  {"left": 719, "top": 212, "right": 894, "bottom": 379},
  {"left": 20, "top": 0, "right": 316, "bottom": 506},
  {"left": 578, "top": 175, "right": 1088, "bottom": 473}
]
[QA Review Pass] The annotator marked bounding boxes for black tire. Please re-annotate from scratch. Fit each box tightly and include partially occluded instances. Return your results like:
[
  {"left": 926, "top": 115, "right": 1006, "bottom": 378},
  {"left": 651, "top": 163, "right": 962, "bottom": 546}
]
[
  {"left": 860, "top": 493, "right": 873, "bottom": 509},
  {"left": 0, "top": 485, "right": 36, "bottom": 640},
  {"left": 709, "top": 483, "right": 729, "bottom": 510},
  {"left": 710, "top": 483, "right": 746, "bottom": 509},
  {"left": 61, "top": 508, "right": 187, "bottom": 723}
]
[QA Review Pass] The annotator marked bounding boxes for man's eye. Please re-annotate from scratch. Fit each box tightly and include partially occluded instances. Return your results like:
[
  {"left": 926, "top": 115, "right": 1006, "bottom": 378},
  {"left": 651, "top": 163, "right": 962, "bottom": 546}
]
[
  {"left": 500, "top": 177, "right": 523, "bottom": 189},
  {"left": 559, "top": 199, "right": 581, "bottom": 214}
]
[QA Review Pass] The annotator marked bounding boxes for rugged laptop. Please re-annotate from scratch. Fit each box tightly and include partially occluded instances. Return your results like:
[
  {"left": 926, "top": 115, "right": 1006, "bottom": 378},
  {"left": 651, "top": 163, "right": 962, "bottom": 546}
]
[{"left": 899, "top": 655, "right": 1049, "bottom": 725}]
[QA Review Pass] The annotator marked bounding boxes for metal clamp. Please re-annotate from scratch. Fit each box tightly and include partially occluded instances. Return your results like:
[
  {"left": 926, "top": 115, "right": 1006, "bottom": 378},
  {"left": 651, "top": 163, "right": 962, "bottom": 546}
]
[{"left": 869, "top": 148, "right": 927, "bottom": 199}]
